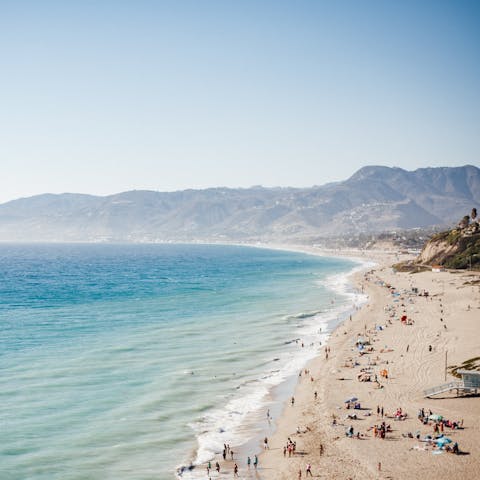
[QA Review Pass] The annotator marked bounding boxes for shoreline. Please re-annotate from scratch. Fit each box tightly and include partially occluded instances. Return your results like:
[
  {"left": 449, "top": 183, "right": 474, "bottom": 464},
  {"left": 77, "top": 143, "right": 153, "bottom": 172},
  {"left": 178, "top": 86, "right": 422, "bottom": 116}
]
[
  {"left": 178, "top": 244, "right": 382, "bottom": 479},
  {"left": 256, "top": 249, "right": 480, "bottom": 479}
]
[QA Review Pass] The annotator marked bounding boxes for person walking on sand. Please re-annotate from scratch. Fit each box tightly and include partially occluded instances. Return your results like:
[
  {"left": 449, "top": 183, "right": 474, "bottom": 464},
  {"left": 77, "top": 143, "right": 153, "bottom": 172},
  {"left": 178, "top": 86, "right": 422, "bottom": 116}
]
[
  {"left": 291, "top": 396, "right": 295, "bottom": 406},
  {"left": 264, "top": 437, "right": 269, "bottom": 449},
  {"left": 247, "top": 456, "right": 251, "bottom": 468},
  {"left": 298, "top": 468, "right": 302, "bottom": 479},
  {"left": 215, "top": 462, "right": 220, "bottom": 473},
  {"left": 234, "top": 463, "right": 239, "bottom": 477},
  {"left": 253, "top": 455, "right": 258, "bottom": 469},
  {"left": 306, "top": 463, "right": 313, "bottom": 476}
]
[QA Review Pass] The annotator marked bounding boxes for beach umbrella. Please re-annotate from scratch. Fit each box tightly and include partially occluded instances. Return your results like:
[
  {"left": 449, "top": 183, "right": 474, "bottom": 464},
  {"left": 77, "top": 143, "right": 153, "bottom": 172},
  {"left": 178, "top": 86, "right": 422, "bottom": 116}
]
[
  {"left": 344, "top": 396, "right": 358, "bottom": 403},
  {"left": 429, "top": 414, "right": 443, "bottom": 421},
  {"left": 435, "top": 437, "right": 452, "bottom": 446}
]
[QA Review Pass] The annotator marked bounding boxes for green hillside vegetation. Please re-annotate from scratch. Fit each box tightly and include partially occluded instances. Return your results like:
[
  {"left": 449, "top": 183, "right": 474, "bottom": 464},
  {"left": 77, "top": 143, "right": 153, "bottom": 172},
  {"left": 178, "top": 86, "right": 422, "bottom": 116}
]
[
  {"left": 443, "top": 234, "right": 480, "bottom": 269},
  {"left": 448, "top": 357, "right": 480, "bottom": 379}
]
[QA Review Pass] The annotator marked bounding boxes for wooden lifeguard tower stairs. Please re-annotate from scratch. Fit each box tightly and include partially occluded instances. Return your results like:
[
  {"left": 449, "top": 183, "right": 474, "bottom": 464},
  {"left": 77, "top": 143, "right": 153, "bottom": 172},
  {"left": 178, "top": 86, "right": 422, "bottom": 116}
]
[{"left": 424, "top": 370, "right": 480, "bottom": 398}]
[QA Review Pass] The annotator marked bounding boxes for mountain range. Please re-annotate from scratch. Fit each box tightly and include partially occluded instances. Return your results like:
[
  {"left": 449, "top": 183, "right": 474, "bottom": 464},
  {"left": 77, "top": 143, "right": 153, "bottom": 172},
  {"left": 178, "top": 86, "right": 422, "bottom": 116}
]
[{"left": 0, "top": 165, "right": 478, "bottom": 243}]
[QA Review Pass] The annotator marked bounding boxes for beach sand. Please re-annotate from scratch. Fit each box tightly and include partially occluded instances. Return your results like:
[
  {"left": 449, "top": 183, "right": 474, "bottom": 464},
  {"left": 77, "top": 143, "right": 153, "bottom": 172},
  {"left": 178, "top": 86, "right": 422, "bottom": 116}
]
[{"left": 255, "top": 250, "right": 480, "bottom": 479}]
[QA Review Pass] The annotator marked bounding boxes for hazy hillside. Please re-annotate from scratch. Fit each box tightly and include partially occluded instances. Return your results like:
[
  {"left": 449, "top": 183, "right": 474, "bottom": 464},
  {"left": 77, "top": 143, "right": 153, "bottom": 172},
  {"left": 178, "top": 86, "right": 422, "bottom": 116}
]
[{"left": 0, "top": 165, "right": 478, "bottom": 243}]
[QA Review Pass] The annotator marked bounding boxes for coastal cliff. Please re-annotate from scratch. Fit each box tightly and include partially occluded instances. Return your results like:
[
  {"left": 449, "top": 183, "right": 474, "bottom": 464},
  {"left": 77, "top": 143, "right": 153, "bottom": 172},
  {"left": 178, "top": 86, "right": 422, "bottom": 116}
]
[{"left": 416, "top": 221, "right": 480, "bottom": 270}]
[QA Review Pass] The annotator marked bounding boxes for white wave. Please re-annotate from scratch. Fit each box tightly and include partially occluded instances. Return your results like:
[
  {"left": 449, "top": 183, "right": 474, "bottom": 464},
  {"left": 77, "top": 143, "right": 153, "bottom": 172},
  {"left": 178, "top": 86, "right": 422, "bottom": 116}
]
[
  {"left": 284, "top": 309, "right": 323, "bottom": 320},
  {"left": 176, "top": 258, "right": 373, "bottom": 479}
]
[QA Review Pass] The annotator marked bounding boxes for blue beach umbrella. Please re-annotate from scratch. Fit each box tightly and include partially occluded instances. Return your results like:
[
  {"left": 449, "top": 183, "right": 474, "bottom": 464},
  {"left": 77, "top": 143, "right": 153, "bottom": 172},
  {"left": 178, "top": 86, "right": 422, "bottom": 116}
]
[
  {"left": 435, "top": 437, "right": 452, "bottom": 448},
  {"left": 435, "top": 437, "right": 452, "bottom": 446}
]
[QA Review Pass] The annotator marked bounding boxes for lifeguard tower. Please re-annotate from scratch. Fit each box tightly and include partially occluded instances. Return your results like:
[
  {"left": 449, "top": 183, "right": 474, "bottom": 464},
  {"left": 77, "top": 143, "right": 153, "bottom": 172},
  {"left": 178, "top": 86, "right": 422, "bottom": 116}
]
[{"left": 424, "top": 370, "right": 480, "bottom": 398}]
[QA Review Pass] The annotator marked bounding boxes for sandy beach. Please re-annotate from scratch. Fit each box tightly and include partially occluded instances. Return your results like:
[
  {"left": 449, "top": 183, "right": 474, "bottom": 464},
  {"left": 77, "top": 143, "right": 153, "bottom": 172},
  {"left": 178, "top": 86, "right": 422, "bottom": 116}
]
[{"left": 255, "top": 248, "right": 480, "bottom": 479}]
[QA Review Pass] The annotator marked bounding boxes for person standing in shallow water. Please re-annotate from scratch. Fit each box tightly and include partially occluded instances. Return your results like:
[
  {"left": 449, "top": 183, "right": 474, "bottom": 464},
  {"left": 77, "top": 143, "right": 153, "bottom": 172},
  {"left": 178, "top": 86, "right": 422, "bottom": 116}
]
[{"left": 254, "top": 455, "right": 258, "bottom": 469}]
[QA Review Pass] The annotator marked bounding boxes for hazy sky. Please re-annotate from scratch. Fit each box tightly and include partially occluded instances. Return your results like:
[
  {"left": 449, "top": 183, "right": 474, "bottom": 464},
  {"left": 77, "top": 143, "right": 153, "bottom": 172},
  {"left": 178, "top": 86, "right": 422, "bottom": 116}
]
[{"left": 1, "top": 1, "right": 479, "bottom": 203}]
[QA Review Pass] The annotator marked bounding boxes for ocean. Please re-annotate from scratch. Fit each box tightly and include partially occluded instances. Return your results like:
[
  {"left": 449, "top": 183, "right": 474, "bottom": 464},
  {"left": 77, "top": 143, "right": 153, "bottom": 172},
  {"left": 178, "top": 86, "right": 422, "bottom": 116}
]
[{"left": 0, "top": 243, "right": 366, "bottom": 480}]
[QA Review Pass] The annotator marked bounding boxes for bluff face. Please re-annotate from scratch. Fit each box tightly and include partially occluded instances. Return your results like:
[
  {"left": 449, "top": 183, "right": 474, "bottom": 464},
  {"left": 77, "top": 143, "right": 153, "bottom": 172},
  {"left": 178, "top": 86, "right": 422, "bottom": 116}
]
[
  {"left": 416, "top": 227, "right": 480, "bottom": 270},
  {"left": 0, "top": 165, "right": 479, "bottom": 243}
]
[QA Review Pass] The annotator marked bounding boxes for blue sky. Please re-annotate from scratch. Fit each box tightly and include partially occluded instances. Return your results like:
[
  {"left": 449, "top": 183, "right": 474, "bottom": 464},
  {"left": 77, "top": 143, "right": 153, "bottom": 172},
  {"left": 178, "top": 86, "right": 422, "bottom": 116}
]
[{"left": 1, "top": 0, "right": 479, "bottom": 202}]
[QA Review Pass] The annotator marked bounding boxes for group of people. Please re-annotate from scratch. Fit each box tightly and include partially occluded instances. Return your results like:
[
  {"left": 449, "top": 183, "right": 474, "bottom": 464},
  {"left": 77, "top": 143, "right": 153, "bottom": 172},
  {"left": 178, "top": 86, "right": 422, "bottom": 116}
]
[
  {"left": 283, "top": 437, "right": 297, "bottom": 457},
  {"left": 206, "top": 453, "right": 258, "bottom": 478},
  {"left": 297, "top": 463, "right": 313, "bottom": 478},
  {"left": 417, "top": 408, "right": 463, "bottom": 430},
  {"left": 222, "top": 443, "right": 234, "bottom": 461},
  {"left": 372, "top": 422, "right": 392, "bottom": 439},
  {"left": 392, "top": 407, "right": 408, "bottom": 420}
]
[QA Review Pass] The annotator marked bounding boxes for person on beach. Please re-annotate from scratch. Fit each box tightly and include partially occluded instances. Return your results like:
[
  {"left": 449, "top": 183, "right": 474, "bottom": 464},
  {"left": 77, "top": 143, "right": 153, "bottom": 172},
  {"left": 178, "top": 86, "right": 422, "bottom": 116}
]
[
  {"left": 264, "top": 436, "right": 269, "bottom": 449},
  {"left": 253, "top": 455, "right": 258, "bottom": 469},
  {"left": 234, "top": 463, "right": 239, "bottom": 477},
  {"left": 247, "top": 456, "right": 251, "bottom": 468},
  {"left": 215, "top": 462, "right": 220, "bottom": 473},
  {"left": 291, "top": 396, "right": 295, "bottom": 406}
]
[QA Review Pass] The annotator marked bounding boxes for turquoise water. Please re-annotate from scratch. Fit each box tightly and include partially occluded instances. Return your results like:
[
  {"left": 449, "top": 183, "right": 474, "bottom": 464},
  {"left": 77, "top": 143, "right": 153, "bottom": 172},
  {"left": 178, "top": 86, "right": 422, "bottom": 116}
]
[{"left": 0, "top": 244, "right": 362, "bottom": 479}]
